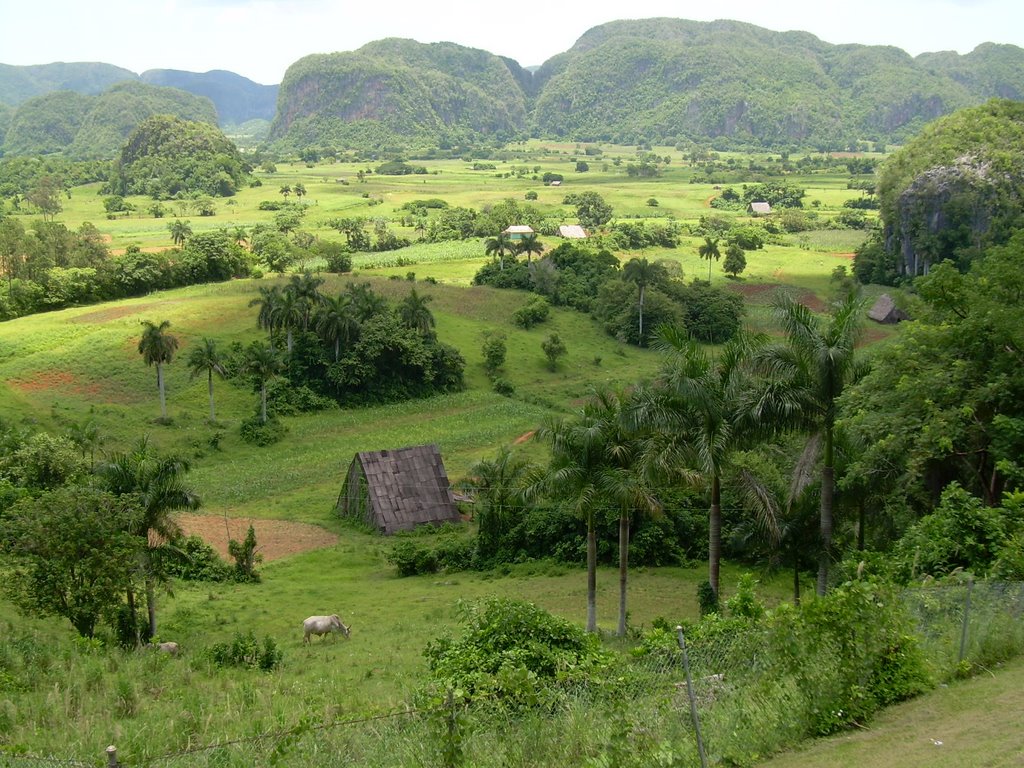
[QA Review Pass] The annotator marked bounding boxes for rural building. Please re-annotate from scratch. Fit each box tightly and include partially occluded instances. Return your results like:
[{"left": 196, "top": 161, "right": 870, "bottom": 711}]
[
  {"left": 748, "top": 201, "right": 772, "bottom": 215},
  {"left": 502, "top": 224, "right": 535, "bottom": 241},
  {"left": 868, "top": 293, "right": 910, "bottom": 324},
  {"left": 558, "top": 224, "right": 588, "bottom": 239},
  {"left": 337, "top": 444, "right": 461, "bottom": 534}
]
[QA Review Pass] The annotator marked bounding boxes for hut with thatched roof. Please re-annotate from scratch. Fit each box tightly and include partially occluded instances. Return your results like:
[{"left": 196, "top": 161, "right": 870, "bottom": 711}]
[
  {"left": 337, "top": 444, "right": 461, "bottom": 534},
  {"left": 868, "top": 293, "right": 910, "bottom": 324}
]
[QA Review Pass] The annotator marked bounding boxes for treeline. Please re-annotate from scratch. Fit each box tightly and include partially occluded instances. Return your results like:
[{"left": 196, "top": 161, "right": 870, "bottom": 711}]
[
  {"left": 0, "top": 222, "right": 251, "bottom": 320},
  {"left": 473, "top": 241, "right": 743, "bottom": 346}
]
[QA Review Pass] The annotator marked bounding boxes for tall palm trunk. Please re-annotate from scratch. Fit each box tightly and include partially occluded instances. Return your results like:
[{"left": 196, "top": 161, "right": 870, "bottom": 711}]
[
  {"left": 126, "top": 586, "right": 142, "bottom": 647},
  {"left": 709, "top": 474, "right": 722, "bottom": 600},
  {"left": 638, "top": 286, "right": 645, "bottom": 341},
  {"left": 207, "top": 371, "right": 216, "bottom": 421},
  {"left": 586, "top": 512, "right": 597, "bottom": 633},
  {"left": 260, "top": 383, "right": 269, "bottom": 424},
  {"left": 156, "top": 363, "right": 167, "bottom": 419},
  {"left": 146, "top": 577, "right": 157, "bottom": 639},
  {"left": 817, "top": 428, "right": 835, "bottom": 597},
  {"left": 617, "top": 512, "right": 630, "bottom": 637}
]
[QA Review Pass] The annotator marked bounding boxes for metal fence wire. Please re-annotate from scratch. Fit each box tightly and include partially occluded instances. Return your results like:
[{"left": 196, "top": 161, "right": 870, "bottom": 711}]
[{"left": 2, "top": 581, "right": 1021, "bottom": 768}]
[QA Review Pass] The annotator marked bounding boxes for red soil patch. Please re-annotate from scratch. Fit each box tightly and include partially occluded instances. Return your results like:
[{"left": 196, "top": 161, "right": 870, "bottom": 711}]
[
  {"left": 8, "top": 369, "right": 102, "bottom": 396},
  {"left": 177, "top": 513, "right": 338, "bottom": 563},
  {"left": 72, "top": 303, "right": 158, "bottom": 324},
  {"left": 513, "top": 430, "right": 535, "bottom": 445},
  {"left": 727, "top": 282, "right": 827, "bottom": 312}
]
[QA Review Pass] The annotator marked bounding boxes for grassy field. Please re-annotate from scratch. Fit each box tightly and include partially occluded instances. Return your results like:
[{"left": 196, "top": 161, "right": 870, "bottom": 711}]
[
  {"left": 757, "top": 655, "right": 1024, "bottom": 768},
  {"left": 0, "top": 148, "right": 904, "bottom": 762}
]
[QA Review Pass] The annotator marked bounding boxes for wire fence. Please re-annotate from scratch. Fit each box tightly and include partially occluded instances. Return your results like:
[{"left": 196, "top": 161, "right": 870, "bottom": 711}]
[{"left": 2, "top": 581, "right": 1022, "bottom": 768}]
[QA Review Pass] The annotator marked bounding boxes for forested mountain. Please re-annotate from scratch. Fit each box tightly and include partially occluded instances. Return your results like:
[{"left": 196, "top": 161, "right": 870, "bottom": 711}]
[
  {"left": 0, "top": 61, "right": 136, "bottom": 106},
  {"left": 1, "top": 82, "right": 218, "bottom": 158},
  {"left": 4, "top": 18, "right": 1024, "bottom": 153},
  {"left": 271, "top": 19, "right": 1024, "bottom": 151},
  {"left": 140, "top": 69, "right": 278, "bottom": 125},
  {"left": 854, "top": 98, "right": 1024, "bottom": 283},
  {"left": 268, "top": 39, "right": 528, "bottom": 151}
]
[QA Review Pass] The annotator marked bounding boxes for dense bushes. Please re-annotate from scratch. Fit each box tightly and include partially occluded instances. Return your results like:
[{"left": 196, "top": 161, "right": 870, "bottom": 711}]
[
  {"left": 0, "top": 225, "right": 252, "bottom": 320},
  {"left": 424, "top": 597, "right": 615, "bottom": 707}
]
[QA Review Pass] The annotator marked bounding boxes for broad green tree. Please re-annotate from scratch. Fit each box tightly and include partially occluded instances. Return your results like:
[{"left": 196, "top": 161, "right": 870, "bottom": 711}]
[
  {"left": 0, "top": 487, "right": 142, "bottom": 638},
  {"left": 138, "top": 319, "right": 179, "bottom": 420},
  {"left": 542, "top": 332, "right": 567, "bottom": 371},
  {"left": 187, "top": 337, "right": 227, "bottom": 422},
  {"left": 724, "top": 243, "right": 747, "bottom": 277}
]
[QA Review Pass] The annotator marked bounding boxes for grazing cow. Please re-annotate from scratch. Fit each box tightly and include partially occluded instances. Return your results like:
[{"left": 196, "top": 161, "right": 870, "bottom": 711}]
[
  {"left": 155, "top": 641, "right": 179, "bottom": 656},
  {"left": 303, "top": 614, "right": 351, "bottom": 644}
]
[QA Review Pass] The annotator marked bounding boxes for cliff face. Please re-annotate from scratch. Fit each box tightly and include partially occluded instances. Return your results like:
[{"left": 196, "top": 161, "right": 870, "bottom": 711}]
[{"left": 877, "top": 100, "right": 1024, "bottom": 278}]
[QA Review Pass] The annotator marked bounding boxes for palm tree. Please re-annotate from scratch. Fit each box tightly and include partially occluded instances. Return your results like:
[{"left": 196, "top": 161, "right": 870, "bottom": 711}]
[
  {"left": 623, "top": 257, "right": 667, "bottom": 345},
  {"left": 232, "top": 226, "right": 249, "bottom": 249},
  {"left": 698, "top": 237, "right": 721, "bottom": 282},
  {"left": 315, "top": 293, "right": 360, "bottom": 361},
  {"left": 532, "top": 388, "right": 653, "bottom": 635},
  {"left": 347, "top": 282, "right": 387, "bottom": 322},
  {"left": 99, "top": 438, "right": 200, "bottom": 642},
  {"left": 399, "top": 288, "right": 435, "bottom": 335},
  {"left": 517, "top": 233, "right": 544, "bottom": 263},
  {"left": 635, "top": 325, "right": 762, "bottom": 602},
  {"left": 272, "top": 290, "right": 303, "bottom": 355},
  {"left": 187, "top": 337, "right": 227, "bottom": 422},
  {"left": 66, "top": 418, "right": 104, "bottom": 468},
  {"left": 242, "top": 342, "right": 284, "bottom": 424},
  {"left": 167, "top": 219, "right": 192, "bottom": 248},
  {"left": 463, "top": 447, "right": 534, "bottom": 563},
  {"left": 138, "top": 320, "right": 179, "bottom": 420},
  {"left": 755, "top": 292, "right": 863, "bottom": 596},
  {"left": 484, "top": 232, "right": 514, "bottom": 271},
  {"left": 279, "top": 185, "right": 292, "bottom": 198},
  {"left": 285, "top": 271, "right": 324, "bottom": 331},
  {"left": 293, "top": 183, "right": 306, "bottom": 199},
  {"left": 249, "top": 285, "right": 283, "bottom": 349}
]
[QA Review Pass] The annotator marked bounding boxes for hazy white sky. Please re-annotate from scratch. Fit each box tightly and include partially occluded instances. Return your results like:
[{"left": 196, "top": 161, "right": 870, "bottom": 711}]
[{"left": 4, "top": 0, "right": 1023, "bottom": 85}]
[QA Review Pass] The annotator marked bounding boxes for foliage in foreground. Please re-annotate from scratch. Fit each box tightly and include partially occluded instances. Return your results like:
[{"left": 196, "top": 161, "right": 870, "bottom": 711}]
[{"left": 424, "top": 597, "right": 616, "bottom": 708}]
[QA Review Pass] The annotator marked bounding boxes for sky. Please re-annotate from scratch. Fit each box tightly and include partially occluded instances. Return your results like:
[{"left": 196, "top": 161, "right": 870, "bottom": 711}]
[{"left": 3, "top": 0, "right": 1023, "bottom": 85}]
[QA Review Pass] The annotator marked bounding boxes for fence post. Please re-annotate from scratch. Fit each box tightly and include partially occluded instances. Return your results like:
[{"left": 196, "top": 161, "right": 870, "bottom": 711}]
[
  {"left": 675, "top": 626, "right": 709, "bottom": 768},
  {"left": 958, "top": 576, "right": 975, "bottom": 664},
  {"left": 106, "top": 745, "right": 119, "bottom": 768}
]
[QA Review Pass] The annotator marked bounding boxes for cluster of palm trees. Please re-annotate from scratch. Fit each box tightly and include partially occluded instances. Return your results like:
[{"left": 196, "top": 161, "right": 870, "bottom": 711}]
[
  {"left": 138, "top": 273, "right": 440, "bottom": 426},
  {"left": 472, "top": 292, "right": 862, "bottom": 636},
  {"left": 484, "top": 231, "right": 545, "bottom": 270}
]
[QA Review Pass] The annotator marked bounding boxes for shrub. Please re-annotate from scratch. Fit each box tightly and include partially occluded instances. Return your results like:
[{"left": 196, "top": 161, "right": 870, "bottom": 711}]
[
  {"left": 239, "top": 414, "right": 287, "bottom": 446},
  {"left": 387, "top": 526, "right": 475, "bottom": 577},
  {"left": 424, "top": 597, "right": 616, "bottom": 707},
  {"left": 524, "top": 190, "right": 538, "bottom": 201},
  {"left": 512, "top": 296, "right": 550, "bottom": 329},
  {"left": 481, "top": 333, "right": 506, "bottom": 377},
  {"left": 208, "top": 631, "right": 282, "bottom": 671},
  {"left": 156, "top": 535, "right": 232, "bottom": 582}
]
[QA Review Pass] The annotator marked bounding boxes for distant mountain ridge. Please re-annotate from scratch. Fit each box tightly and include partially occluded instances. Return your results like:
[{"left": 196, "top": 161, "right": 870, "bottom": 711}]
[
  {"left": 0, "top": 62, "right": 277, "bottom": 127},
  {"left": 3, "top": 18, "right": 1024, "bottom": 154}
]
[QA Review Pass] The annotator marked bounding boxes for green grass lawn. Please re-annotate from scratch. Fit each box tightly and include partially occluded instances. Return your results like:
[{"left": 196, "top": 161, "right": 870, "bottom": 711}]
[{"left": 756, "top": 655, "right": 1024, "bottom": 768}]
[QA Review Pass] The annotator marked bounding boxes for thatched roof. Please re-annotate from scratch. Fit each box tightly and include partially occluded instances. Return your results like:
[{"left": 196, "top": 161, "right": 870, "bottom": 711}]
[
  {"left": 868, "top": 293, "right": 910, "bottom": 324},
  {"left": 558, "top": 224, "right": 587, "bottom": 238},
  {"left": 749, "top": 201, "right": 772, "bottom": 214},
  {"left": 339, "top": 444, "right": 461, "bottom": 534}
]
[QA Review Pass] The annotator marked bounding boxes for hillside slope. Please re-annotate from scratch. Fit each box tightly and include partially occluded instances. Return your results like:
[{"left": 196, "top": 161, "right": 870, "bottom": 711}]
[{"left": 140, "top": 68, "right": 279, "bottom": 125}]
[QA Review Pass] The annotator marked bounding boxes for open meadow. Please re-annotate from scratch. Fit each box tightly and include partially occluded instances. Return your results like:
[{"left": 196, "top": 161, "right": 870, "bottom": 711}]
[{"left": 0, "top": 145, "right": 909, "bottom": 764}]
